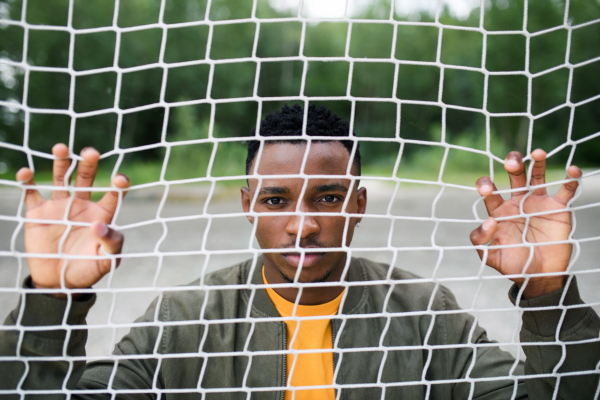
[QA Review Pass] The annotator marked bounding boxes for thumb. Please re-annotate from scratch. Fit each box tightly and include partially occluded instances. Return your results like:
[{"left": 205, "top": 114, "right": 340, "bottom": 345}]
[
  {"left": 470, "top": 217, "right": 497, "bottom": 258},
  {"left": 91, "top": 221, "right": 124, "bottom": 256}
]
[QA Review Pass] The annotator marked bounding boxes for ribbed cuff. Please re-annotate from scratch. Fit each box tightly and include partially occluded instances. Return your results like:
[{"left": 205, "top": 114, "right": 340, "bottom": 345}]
[
  {"left": 508, "top": 277, "right": 589, "bottom": 337},
  {"left": 11, "top": 276, "right": 96, "bottom": 340}
]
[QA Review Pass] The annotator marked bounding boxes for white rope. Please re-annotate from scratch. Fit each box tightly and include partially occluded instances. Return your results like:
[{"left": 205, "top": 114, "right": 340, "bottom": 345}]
[{"left": 0, "top": 0, "right": 599, "bottom": 398}]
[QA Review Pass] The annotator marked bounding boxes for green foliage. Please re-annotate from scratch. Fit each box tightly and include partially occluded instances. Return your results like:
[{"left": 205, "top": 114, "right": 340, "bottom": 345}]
[
  {"left": 27, "top": 29, "right": 70, "bottom": 68},
  {"left": 395, "top": 25, "right": 438, "bottom": 62},
  {"left": 72, "top": 0, "right": 115, "bottom": 29},
  {"left": 163, "top": 0, "right": 208, "bottom": 23},
  {"left": 164, "top": 101, "right": 247, "bottom": 180},
  {"left": 27, "top": 71, "right": 71, "bottom": 109},
  {"left": 350, "top": 23, "right": 394, "bottom": 58},
  {"left": 211, "top": 23, "right": 256, "bottom": 60},
  {"left": 486, "top": 34, "right": 525, "bottom": 71},
  {"left": 258, "top": 61, "right": 303, "bottom": 97},
  {"left": 119, "top": 29, "right": 162, "bottom": 68},
  {"left": 396, "top": 65, "right": 440, "bottom": 102},
  {"left": 165, "top": 106, "right": 213, "bottom": 181},
  {"left": 352, "top": 62, "right": 395, "bottom": 98},
  {"left": 164, "top": 25, "right": 209, "bottom": 63},
  {"left": 303, "top": 23, "right": 347, "bottom": 57},
  {"left": 0, "top": 0, "right": 599, "bottom": 180},
  {"left": 395, "top": 129, "right": 511, "bottom": 185},
  {"left": 166, "top": 64, "right": 210, "bottom": 102},
  {"left": 440, "top": 29, "right": 483, "bottom": 68},
  {"left": 257, "top": 22, "right": 302, "bottom": 58},
  {"left": 26, "top": 0, "right": 69, "bottom": 26},
  {"left": 74, "top": 32, "right": 116, "bottom": 71}
]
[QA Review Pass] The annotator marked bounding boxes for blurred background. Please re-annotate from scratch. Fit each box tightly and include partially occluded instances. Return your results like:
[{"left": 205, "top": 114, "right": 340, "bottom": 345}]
[
  {"left": 0, "top": 0, "right": 599, "bottom": 357},
  {"left": 0, "top": 0, "right": 599, "bottom": 184}
]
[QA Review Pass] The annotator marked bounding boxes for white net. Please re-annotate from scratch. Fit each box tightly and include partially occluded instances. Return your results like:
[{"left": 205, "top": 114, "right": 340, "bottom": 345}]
[{"left": 1, "top": 0, "right": 600, "bottom": 398}]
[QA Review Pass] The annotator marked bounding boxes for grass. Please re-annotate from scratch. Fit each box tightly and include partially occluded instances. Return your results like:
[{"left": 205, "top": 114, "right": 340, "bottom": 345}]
[
  {"left": 0, "top": 140, "right": 584, "bottom": 200},
  {"left": 363, "top": 163, "right": 569, "bottom": 190},
  {"left": 2, "top": 160, "right": 571, "bottom": 193}
]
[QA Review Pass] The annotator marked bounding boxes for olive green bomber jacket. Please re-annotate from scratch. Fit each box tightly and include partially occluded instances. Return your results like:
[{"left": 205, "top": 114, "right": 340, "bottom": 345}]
[{"left": 1, "top": 257, "right": 599, "bottom": 399}]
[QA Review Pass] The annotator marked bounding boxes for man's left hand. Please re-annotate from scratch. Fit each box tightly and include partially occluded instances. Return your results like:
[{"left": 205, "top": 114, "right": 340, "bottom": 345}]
[{"left": 470, "top": 149, "right": 582, "bottom": 298}]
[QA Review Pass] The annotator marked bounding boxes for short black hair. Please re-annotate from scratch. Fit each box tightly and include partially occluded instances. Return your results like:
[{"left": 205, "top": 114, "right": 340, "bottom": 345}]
[{"left": 246, "top": 104, "right": 361, "bottom": 178}]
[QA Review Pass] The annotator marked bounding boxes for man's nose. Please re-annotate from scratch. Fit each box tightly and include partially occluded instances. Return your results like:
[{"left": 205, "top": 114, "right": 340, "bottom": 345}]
[{"left": 285, "top": 211, "right": 320, "bottom": 238}]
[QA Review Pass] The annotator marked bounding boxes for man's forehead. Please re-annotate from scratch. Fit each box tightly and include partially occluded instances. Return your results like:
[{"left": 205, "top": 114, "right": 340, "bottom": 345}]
[
  {"left": 252, "top": 141, "right": 353, "bottom": 176},
  {"left": 256, "top": 177, "right": 352, "bottom": 193}
]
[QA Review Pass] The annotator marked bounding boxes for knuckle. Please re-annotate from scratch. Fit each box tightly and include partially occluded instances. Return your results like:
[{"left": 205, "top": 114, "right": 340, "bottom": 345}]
[
  {"left": 77, "top": 169, "right": 96, "bottom": 181},
  {"left": 54, "top": 161, "right": 69, "bottom": 170},
  {"left": 531, "top": 172, "right": 545, "bottom": 181}
]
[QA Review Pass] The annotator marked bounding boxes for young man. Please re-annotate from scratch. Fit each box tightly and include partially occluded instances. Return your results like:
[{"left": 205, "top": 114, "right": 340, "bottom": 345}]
[{"left": 1, "top": 105, "right": 599, "bottom": 399}]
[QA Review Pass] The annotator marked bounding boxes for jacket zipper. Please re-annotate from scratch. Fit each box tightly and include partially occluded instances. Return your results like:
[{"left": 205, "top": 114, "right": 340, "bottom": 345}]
[
  {"left": 281, "top": 322, "right": 287, "bottom": 400},
  {"left": 331, "top": 320, "right": 338, "bottom": 400},
  {"left": 281, "top": 321, "right": 339, "bottom": 400}
]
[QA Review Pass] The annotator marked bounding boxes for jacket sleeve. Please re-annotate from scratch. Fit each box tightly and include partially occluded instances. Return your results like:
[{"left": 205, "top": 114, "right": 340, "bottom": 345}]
[
  {"left": 75, "top": 295, "right": 163, "bottom": 399},
  {"left": 510, "top": 278, "right": 600, "bottom": 400},
  {"left": 441, "top": 277, "right": 600, "bottom": 400},
  {"left": 0, "top": 278, "right": 164, "bottom": 400},
  {"left": 0, "top": 277, "right": 96, "bottom": 399},
  {"left": 437, "top": 284, "right": 528, "bottom": 400}
]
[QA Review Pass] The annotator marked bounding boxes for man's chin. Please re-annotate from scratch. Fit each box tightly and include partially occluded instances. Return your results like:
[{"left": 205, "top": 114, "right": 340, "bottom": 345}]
[
  {"left": 278, "top": 269, "right": 335, "bottom": 284},
  {"left": 278, "top": 256, "right": 341, "bottom": 284}
]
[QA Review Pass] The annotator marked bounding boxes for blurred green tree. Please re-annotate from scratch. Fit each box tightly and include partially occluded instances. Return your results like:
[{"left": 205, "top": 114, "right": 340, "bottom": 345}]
[{"left": 1, "top": 0, "right": 598, "bottom": 177}]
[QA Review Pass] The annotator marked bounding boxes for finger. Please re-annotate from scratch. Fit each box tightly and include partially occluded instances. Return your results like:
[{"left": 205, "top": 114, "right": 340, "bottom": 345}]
[
  {"left": 554, "top": 165, "right": 582, "bottom": 205},
  {"left": 91, "top": 221, "right": 124, "bottom": 256},
  {"left": 529, "top": 149, "right": 547, "bottom": 196},
  {"left": 504, "top": 151, "right": 527, "bottom": 198},
  {"left": 16, "top": 167, "right": 44, "bottom": 209},
  {"left": 97, "top": 174, "right": 130, "bottom": 214},
  {"left": 74, "top": 148, "right": 100, "bottom": 200},
  {"left": 51, "top": 143, "right": 71, "bottom": 200},
  {"left": 470, "top": 217, "right": 497, "bottom": 259},
  {"left": 476, "top": 177, "right": 503, "bottom": 213}
]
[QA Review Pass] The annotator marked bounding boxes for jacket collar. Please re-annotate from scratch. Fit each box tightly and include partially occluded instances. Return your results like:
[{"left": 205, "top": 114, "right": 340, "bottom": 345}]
[{"left": 244, "top": 255, "right": 368, "bottom": 318}]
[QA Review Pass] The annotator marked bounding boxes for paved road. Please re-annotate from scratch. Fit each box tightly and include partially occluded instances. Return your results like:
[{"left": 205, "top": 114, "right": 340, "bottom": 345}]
[{"left": 1, "top": 175, "right": 599, "bottom": 358}]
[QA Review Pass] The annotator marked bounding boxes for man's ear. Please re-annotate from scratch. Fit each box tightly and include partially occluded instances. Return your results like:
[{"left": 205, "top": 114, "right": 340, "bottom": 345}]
[
  {"left": 240, "top": 187, "right": 254, "bottom": 224},
  {"left": 356, "top": 187, "right": 367, "bottom": 223}
]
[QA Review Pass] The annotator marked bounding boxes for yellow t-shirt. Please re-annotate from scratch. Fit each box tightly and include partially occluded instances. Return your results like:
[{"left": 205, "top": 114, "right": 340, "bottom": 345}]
[{"left": 263, "top": 268, "right": 343, "bottom": 400}]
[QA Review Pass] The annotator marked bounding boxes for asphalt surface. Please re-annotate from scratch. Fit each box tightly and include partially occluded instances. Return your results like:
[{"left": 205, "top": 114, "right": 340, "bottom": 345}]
[{"left": 1, "top": 174, "right": 599, "bottom": 358}]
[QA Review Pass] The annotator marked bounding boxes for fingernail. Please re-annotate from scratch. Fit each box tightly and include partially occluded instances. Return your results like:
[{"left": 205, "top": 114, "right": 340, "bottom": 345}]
[
  {"left": 482, "top": 218, "right": 494, "bottom": 231},
  {"left": 81, "top": 147, "right": 100, "bottom": 159},
  {"left": 480, "top": 184, "right": 492, "bottom": 194},
  {"left": 116, "top": 174, "right": 130, "bottom": 184},
  {"left": 94, "top": 222, "right": 108, "bottom": 237},
  {"left": 505, "top": 159, "right": 519, "bottom": 169}
]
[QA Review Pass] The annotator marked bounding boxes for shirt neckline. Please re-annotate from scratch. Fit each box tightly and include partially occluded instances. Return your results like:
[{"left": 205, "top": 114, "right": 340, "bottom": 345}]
[{"left": 262, "top": 266, "right": 345, "bottom": 317}]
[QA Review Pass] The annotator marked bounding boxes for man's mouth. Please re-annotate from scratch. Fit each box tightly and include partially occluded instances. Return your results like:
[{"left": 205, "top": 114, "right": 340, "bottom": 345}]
[{"left": 281, "top": 251, "right": 326, "bottom": 268}]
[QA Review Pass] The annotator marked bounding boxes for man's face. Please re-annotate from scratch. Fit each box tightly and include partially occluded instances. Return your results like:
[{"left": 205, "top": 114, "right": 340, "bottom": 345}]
[{"left": 241, "top": 142, "right": 367, "bottom": 284}]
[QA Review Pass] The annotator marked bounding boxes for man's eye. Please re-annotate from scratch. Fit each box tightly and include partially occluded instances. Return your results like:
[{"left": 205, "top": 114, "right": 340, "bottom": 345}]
[
  {"left": 321, "top": 195, "right": 338, "bottom": 203},
  {"left": 266, "top": 198, "right": 283, "bottom": 205}
]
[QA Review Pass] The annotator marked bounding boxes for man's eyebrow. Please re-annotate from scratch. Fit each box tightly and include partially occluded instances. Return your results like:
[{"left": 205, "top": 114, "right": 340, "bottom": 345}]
[
  {"left": 314, "top": 183, "right": 349, "bottom": 193},
  {"left": 258, "top": 186, "right": 290, "bottom": 196}
]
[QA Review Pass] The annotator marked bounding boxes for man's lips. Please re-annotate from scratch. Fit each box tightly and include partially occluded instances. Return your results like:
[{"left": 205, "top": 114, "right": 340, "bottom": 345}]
[{"left": 281, "top": 251, "right": 326, "bottom": 268}]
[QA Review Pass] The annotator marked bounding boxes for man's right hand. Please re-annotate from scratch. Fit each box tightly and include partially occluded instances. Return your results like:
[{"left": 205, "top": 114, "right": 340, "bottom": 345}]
[{"left": 16, "top": 143, "right": 130, "bottom": 297}]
